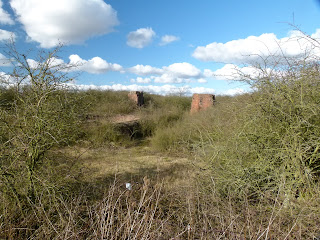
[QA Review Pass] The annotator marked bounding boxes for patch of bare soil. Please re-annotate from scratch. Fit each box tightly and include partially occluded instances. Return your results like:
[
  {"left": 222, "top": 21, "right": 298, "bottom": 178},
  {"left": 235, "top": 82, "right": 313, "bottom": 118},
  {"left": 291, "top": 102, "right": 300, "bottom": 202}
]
[{"left": 111, "top": 114, "right": 140, "bottom": 123}]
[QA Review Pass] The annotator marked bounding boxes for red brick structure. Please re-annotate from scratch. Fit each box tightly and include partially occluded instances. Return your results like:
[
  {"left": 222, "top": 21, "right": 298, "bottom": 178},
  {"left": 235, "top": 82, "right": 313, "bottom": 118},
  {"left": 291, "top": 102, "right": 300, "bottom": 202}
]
[
  {"left": 128, "top": 91, "right": 144, "bottom": 106},
  {"left": 190, "top": 94, "right": 215, "bottom": 113}
]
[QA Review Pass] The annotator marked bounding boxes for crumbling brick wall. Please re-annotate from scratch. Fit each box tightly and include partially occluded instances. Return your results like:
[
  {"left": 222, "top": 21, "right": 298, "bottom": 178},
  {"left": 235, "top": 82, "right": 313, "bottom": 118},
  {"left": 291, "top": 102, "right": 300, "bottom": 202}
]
[
  {"left": 128, "top": 91, "right": 144, "bottom": 106},
  {"left": 190, "top": 94, "right": 215, "bottom": 113}
]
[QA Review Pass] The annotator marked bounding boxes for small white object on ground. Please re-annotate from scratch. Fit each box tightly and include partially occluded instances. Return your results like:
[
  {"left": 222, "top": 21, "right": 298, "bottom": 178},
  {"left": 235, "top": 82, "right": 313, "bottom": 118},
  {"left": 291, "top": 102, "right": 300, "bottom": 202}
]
[{"left": 126, "top": 183, "right": 132, "bottom": 190}]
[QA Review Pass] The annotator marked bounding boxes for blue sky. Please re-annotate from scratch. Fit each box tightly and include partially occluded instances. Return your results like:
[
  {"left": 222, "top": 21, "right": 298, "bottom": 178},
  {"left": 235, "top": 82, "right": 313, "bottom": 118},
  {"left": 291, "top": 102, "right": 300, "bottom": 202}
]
[{"left": 0, "top": 0, "right": 320, "bottom": 95}]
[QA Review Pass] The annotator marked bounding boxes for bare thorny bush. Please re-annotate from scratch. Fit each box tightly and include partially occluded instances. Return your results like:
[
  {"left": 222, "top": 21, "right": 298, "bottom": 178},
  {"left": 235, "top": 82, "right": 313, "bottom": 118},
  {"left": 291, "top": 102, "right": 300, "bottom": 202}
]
[
  {"left": 0, "top": 41, "right": 82, "bottom": 205},
  {"left": 204, "top": 29, "right": 320, "bottom": 238},
  {"left": 240, "top": 30, "right": 320, "bottom": 191}
]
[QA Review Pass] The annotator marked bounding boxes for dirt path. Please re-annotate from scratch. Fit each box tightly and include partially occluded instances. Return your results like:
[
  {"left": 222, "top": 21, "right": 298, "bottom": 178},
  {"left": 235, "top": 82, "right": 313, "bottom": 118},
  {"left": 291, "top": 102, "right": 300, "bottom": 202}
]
[{"left": 110, "top": 114, "right": 140, "bottom": 124}]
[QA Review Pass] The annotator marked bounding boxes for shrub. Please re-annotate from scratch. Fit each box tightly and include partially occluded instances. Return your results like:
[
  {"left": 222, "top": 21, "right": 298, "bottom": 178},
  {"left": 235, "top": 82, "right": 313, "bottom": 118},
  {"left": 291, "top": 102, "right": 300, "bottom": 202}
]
[
  {"left": 0, "top": 42, "right": 81, "bottom": 204},
  {"left": 202, "top": 32, "right": 320, "bottom": 201}
]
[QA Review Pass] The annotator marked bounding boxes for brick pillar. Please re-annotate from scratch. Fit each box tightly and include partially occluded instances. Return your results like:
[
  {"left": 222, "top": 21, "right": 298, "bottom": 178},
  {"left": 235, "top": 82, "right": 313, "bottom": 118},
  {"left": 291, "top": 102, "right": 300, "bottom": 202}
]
[
  {"left": 128, "top": 91, "right": 144, "bottom": 106},
  {"left": 190, "top": 94, "right": 215, "bottom": 113}
]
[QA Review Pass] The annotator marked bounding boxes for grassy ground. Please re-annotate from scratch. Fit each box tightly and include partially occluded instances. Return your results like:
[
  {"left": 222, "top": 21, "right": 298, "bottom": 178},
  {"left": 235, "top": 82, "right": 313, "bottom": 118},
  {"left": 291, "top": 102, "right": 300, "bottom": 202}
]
[{"left": 62, "top": 144, "right": 193, "bottom": 188}]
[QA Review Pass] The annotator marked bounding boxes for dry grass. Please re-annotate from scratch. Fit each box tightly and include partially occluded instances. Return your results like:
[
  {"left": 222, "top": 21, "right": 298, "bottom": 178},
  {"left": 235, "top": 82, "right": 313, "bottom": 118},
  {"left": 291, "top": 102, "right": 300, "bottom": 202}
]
[{"left": 59, "top": 145, "right": 193, "bottom": 190}]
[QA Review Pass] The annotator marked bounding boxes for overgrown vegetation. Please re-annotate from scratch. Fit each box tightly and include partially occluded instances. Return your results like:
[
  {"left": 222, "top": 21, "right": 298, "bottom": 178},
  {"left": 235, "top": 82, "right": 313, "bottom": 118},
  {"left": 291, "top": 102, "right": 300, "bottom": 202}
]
[
  {"left": 81, "top": 91, "right": 191, "bottom": 146},
  {"left": 0, "top": 42, "right": 82, "bottom": 206},
  {"left": 1, "top": 32, "right": 320, "bottom": 239}
]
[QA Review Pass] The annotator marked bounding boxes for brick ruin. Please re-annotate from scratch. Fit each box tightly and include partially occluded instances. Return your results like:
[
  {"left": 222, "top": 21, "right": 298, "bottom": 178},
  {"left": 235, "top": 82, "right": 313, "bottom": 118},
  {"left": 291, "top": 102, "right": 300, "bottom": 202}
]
[
  {"left": 190, "top": 94, "right": 215, "bottom": 113},
  {"left": 128, "top": 91, "right": 144, "bottom": 106}
]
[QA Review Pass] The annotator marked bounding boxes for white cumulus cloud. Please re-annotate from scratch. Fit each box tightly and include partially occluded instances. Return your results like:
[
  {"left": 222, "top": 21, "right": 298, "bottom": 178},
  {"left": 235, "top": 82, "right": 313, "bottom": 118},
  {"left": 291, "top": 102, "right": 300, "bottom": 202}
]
[
  {"left": 26, "top": 57, "right": 70, "bottom": 74},
  {"left": 26, "top": 59, "right": 39, "bottom": 69},
  {"left": 152, "top": 74, "right": 186, "bottom": 84},
  {"left": 164, "top": 62, "right": 202, "bottom": 78},
  {"left": 10, "top": 0, "right": 119, "bottom": 48},
  {"left": 68, "top": 55, "right": 123, "bottom": 74},
  {"left": 0, "top": 0, "right": 14, "bottom": 25},
  {"left": 0, "top": 71, "right": 13, "bottom": 86},
  {"left": 218, "top": 88, "right": 247, "bottom": 96},
  {"left": 128, "top": 62, "right": 202, "bottom": 84},
  {"left": 0, "top": 29, "right": 16, "bottom": 41},
  {"left": 26, "top": 55, "right": 123, "bottom": 74},
  {"left": 129, "top": 64, "right": 163, "bottom": 75},
  {"left": 193, "top": 30, "right": 320, "bottom": 64},
  {"left": 190, "top": 87, "right": 215, "bottom": 95},
  {"left": 153, "top": 62, "right": 202, "bottom": 83},
  {"left": 127, "top": 28, "right": 155, "bottom": 48},
  {"left": 0, "top": 53, "right": 11, "bottom": 66},
  {"left": 197, "top": 78, "right": 207, "bottom": 83},
  {"left": 204, "top": 64, "right": 263, "bottom": 81},
  {"left": 160, "top": 35, "right": 180, "bottom": 46},
  {"left": 130, "top": 77, "right": 152, "bottom": 84}
]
